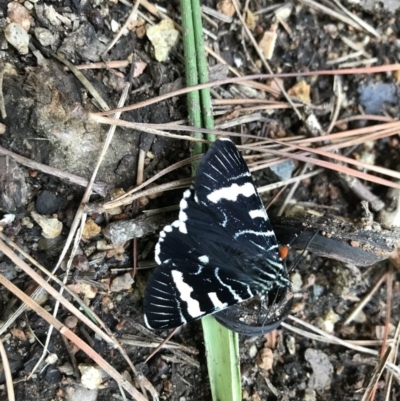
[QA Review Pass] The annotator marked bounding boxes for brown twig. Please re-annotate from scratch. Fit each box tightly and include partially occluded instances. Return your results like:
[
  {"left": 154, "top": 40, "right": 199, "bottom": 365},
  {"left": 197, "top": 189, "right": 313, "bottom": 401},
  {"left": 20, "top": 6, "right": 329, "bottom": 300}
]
[
  {"left": 94, "top": 65, "right": 400, "bottom": 116},
  {"left": 60, "top": 334, "right": 80, "bottom": 380},
  {"left": 0, "top": 146, "right": 109, "bottom": 196},
  {"left": 0, "top": 60, "right": 6, "bottom": 119},
  {"left": 362, "top": 347, "right": 392, "bottom": 401},
  {"left": 144, "top": 327, "right": 179, "bottom": 363}
]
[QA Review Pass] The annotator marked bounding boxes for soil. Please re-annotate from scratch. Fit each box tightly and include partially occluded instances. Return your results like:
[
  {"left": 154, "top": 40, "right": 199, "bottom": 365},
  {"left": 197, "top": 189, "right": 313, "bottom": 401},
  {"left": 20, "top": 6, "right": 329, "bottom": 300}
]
[{"left": 0, "top": 1, "right": 400, "bottom": 401}]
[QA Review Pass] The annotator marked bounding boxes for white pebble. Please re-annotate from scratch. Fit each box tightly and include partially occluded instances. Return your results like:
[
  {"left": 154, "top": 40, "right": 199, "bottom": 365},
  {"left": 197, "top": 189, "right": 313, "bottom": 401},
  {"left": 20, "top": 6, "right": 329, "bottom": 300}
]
[{"left": 5, "top": 23, "right": 30, "bottom": 55}]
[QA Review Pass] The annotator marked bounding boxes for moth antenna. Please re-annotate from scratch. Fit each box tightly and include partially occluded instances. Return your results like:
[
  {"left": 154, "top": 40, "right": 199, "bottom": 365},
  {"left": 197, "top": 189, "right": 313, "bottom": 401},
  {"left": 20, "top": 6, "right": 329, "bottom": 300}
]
[{"left": 288, "top": 230, "right": 319, "bottom": 273}]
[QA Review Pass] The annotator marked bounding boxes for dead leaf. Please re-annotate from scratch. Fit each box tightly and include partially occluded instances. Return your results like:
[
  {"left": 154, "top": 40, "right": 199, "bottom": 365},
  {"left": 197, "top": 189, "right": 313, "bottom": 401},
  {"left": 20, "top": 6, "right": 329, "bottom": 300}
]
[
  {"left": 394, "top": 70, "right": 400, "bottom": 83},
  {"left": 217, "top": 0, "right": 235, "bottom": 17},
  {"left": 101, "top": 296, "right": 114, "bottom": 313},
  {"left": 68, "top": 283, "right": 97, "bottom": 300},
  {"left": 11, "top": 328, "right": 26, "bottom": 341},
  {"left": 246, "top": 10, "right": 256, "bottom": 30},
  {"left": 256, "top": 347, "right": 274, "bottom": 371},
  {"left": 258, "top": 27, "right": 277, "bottom": 60},
  {"left": 264, "top": 330, "right": 279, "bottom": 349},
  {"left": 106, "top": 243, "right": 126, "bottom": 260},
  {"left": 288, "top": 80, "right": 311, "bottom": 103}
]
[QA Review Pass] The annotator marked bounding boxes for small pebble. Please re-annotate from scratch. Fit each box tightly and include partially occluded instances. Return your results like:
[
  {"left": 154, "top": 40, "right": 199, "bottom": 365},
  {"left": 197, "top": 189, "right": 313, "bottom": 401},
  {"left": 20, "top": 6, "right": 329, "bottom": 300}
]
[
  {"left": 110, "top": 272, "right": 134, "bottom": 292},
  {"left": 269, "top": 160, "right": 296, "bottom": 181},
  {"left": 79, "top": 364, "right": 103, "bottom": 390},
  {"left": 248, "top": 344, "right": 258, "bottom": 358},
  {"left": 147, "top": 19, "right": 179, "bottom": 62},
  {"left": 286, "top": 335, "right": 296, "bottom": 355},
  {"left": 45, "top": 353, "right": 58, "bottom": 365},
  {"left": 82, "top": 218, "right": 101, "bottom": 239},
  {"left": 110, "top": 19, "right": 120, "bottom": 33},
  {"left": 23, "top": 1, "right": 34, "bottom": 10},
  {"left": 101, "top": 296, "right": 114, "bottom": 313},
  {"left": 290, "top": 272, "right": 303, "bottom": 292},
  {"left": 58, "top": 362, "right": 74, "bottom": 376},
  {"left": 304, "top": 348, "right": 333, "bottom": 390},
  {"left": 7, "top": 2, "right": 32, "bottom": 31},
  {"left": 5, "top": 22, "right": 29, "bottom": 55},
  {"left": 352, "top": 310, "right": 367, "bottom": 323},
  {"left": 64, "top": 315, "right": 78, "bottom": 329},
  {"left": 44, "top": 365, "right": 62, "bottom": 384},
  {"left": 72, "top": 254, "right": 90, "bottom": 272},
  {"left": 303, "top": 388, "right": 316, "bottom": 401},
  {"left": 21, "top": 217, "right": 33, "bottom": 229},
  {"left": 36, "top": 190, "right": 63, "bottom": 215},
  {"left": 312, "top": 284, "right": 324, "bottom": 298},
  {"left": 321, "top": 309, "right": 340, "bottom": 334},
  {"left": 34, "top": 27, "right": 58, "bottom": 47},
  {"left": 66, "top": 385, "right": 98, "bottom": 401},
  {"left": 31, "top": 211, "right": 62, "bottom": 239}
]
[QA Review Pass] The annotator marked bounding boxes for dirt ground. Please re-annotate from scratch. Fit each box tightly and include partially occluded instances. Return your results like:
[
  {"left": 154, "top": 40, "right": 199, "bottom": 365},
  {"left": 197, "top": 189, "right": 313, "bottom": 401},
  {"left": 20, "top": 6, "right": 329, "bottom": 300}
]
[{"left": 1, "top": 0, "right": 400, "bottom": 400}]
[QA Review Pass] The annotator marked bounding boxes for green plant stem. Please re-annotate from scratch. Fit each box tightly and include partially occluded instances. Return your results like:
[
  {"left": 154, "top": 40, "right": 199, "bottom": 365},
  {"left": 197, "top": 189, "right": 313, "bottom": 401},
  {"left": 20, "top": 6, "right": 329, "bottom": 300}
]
[
  {"left": 180, "top": 0, "right": 203, "bottom": 163},
  {"left": 181, "top": 1, "right": 241, "bottom": 401},
  {"left": 202, "top": 315, "right": 242, "bottom": 401},
  {"left": 190, "top": 0, "right": 215, "bottom": 141}
]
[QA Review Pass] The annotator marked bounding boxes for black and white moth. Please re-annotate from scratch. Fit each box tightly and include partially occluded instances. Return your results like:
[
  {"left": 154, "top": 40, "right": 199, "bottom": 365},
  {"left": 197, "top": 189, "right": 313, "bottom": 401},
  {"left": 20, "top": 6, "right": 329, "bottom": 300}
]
[{"left": 143, "top": 138, "right": 291, "bottom": 330}]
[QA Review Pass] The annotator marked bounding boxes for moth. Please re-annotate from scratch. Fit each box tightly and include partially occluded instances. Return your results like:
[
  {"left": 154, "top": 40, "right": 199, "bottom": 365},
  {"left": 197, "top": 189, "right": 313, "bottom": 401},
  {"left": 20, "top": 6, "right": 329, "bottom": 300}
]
[{"left": 143, "top": 138, "right": 291, "bottom": 330}]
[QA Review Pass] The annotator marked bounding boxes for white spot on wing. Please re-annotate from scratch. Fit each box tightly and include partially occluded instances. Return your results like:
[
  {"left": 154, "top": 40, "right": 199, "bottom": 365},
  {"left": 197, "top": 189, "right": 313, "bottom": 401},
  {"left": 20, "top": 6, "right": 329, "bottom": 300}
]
[
  {"left": 171, "top": 270, "right": 204, "bottom": 318},
  {"left": 198, "top": 255, "right": 209, "bottom": 264},
  {"left": 249, "top": 209, "right": 268, "bottom": 220},
  {"left": 208, "top": 292, "right": 228, "bottom": 309},
  {"left": 207, "top": 182, "right": 256, "bottom": 203},
  {"left": 154, "top": 242, "right": 161, "bottom": 264},
  {"left": 178, "top": 198, "right": 188, "bottom": 233},
  {"left": 234, "top": 229, "right": 274, "bottom": 239}
]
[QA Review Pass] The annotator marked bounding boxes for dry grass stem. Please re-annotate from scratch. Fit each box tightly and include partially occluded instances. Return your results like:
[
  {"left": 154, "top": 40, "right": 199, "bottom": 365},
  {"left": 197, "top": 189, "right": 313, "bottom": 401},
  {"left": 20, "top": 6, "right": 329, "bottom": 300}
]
[
  {"left": 94, "top": 65, "right": 400, "bottom": 116},
  {"left": 0, "top": 274, "right": 147, "bottom": 401},
  {"left": 344, "top": 271, "right": 388, "bottom": 325},
  {"left": 258, "top": 168, "right": 323, "bottom": 194},
  {"left": 282, "top": 320, "right": 379, "bottom": 356},
  {"left": 232, "top": 0, "right": 302, "bottom": 120},
  {"left": 0, "top": 145, "right": 109, "bottom": 196},
  {"left": 102, "top": 0, "right": 140, "bottom": 55},
  {"left": 361, "top": 347, "right": 392, "bottom": 401},
  {"left": 0, "top": 339, "right": 15, "bottom": 401}
]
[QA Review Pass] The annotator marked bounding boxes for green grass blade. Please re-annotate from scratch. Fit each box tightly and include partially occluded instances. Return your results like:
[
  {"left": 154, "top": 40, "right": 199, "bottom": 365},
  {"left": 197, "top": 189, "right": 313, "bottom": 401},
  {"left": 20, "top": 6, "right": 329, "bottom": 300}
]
[
  {"left": 202, "top": 315, "right": 242, "bottom": 401},
  {"left": 180, "top": 0, "right": 241, "bottom": 399}
]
